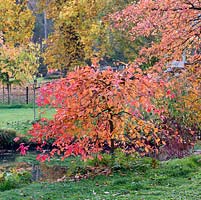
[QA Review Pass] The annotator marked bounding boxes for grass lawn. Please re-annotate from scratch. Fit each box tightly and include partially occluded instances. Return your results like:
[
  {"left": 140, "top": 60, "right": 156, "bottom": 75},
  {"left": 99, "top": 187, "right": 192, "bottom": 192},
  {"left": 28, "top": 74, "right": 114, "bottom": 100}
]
[
  {"left": 0, "top": 105, "right": 55, "bottom": 134},
  {"left": 0, "top": 155, "right": 201, "bottom": 200}
]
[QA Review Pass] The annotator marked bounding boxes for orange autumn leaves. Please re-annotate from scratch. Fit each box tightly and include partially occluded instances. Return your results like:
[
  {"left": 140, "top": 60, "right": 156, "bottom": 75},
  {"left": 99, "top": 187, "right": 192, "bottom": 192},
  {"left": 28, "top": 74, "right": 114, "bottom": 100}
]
[
  {"left": 30, "top": 0, "right": 200, "bottom": 161},
  {"left": 30, "top": 66, "right": 165, "bottom": 160},
  {"left": 112, "top": 0, "right": 200, "bottom": 67},
  {"left": 112, "top": 0, "right": 200, "bottom": 142}
]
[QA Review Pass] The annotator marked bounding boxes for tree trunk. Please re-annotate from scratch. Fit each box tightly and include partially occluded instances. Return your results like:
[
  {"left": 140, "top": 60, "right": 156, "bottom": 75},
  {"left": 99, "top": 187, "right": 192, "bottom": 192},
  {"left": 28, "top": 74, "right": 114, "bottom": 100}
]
[
  {"left": 44, "top": 10, "right": 48, "bottom": 41},
  {"left": 26, "top": 87, "right": 29, "bottom": 104},
  {"left": 6, "top": 74, "right": 10, "bottom": 105},
  {"left": 3, "top": 85, "right": 5, "bottom": 104},
  {"left": 109, "top": 118, "right": 114, "bottom": 154},
  {"left": 7, "top": 83, "right": 10, "bottom": 105}
]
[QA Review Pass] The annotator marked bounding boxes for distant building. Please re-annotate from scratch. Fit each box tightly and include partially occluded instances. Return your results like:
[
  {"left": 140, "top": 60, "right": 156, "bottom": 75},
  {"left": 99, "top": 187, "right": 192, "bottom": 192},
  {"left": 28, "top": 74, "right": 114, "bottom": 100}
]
[{"left": 165, "top": 53, "right": 186, "bottom": 73}]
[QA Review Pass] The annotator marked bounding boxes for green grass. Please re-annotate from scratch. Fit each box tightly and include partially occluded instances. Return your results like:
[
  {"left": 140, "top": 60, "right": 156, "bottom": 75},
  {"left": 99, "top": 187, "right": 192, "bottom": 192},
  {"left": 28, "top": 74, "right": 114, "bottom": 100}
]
[
  {"left": 0, "top": 106, "right": 55, "bottom": 135},
  {"left": 0, "top": 155, "right": 201, "bottom": 199}
]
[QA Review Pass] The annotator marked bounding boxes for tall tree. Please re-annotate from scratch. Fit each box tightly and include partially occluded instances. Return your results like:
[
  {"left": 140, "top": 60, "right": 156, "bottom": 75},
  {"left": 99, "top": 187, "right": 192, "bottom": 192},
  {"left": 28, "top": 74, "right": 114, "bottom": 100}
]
[
  {"left": 43, "top": 22, "right": 85, "bottom": 71},
  {"left": 112, "top": 0, "right": 200, "bottom": 69},
  {"left": 0, "top": 0, "right": 37, "bottom": 103},
  {"left": 0, "top": 0, "right": 35, "bottom": 46},
  {"left": 37, "top": 0, "right": 136, "bottom": 70},
  {"left": 0, "top": 43, "right": 39, "bottom": 83},
  {"left": 30, "top": 66, "right": 165, "bottom": 160},
  {"left": 112, "top": 0, "right": 201, "bottom": 136}
]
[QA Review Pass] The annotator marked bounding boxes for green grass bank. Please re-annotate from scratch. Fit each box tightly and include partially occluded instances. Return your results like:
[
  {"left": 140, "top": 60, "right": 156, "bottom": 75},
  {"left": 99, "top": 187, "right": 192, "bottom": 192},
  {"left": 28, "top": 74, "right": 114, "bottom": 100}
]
[{"left": 0, "top": 155, "right": 201, "bottom": 200}]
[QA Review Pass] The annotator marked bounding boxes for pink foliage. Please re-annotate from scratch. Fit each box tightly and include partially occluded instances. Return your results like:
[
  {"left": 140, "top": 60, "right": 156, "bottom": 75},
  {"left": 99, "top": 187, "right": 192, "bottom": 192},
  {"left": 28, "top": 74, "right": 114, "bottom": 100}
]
[
  {"left": 17, "top": 143, "right": 29, "bottom": 156},
  {"left": 13, "top": 137, "right": 20, "bottom": 142}
]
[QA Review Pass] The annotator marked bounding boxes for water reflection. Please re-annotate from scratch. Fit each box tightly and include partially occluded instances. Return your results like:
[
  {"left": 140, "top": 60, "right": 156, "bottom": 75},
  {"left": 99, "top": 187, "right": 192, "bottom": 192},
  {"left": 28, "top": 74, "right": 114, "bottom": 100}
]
[
  {"left": 0, "top": 150, "right": 16, "bottom": 164},
  {"left": 0, "top": 152, "right": 67, "bottom": 182}
]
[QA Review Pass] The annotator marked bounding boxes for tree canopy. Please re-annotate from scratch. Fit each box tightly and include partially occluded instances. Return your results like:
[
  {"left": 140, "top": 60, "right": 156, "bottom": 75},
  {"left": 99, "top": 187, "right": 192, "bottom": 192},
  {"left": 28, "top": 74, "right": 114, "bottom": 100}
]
[
  {"left": 112, "top": 0, "right": 201, "bottom": 129},
  {"left": 112, "top": 0, "right": 200, "bottom": 68},
  {"left": 2, "top": 0, "right": 199, "bottom": 160},
  {"left": 37, "top": 0, "right": 137, "bottom": 70},
  {"left": 0, "top": 0, "right": 34, "bottom": 46},
  {"left": 29, "top": 0, "right": 200, "bottom": 160},
  {"left": 0, "top": 0, "right": 37, "bottom": 85}
]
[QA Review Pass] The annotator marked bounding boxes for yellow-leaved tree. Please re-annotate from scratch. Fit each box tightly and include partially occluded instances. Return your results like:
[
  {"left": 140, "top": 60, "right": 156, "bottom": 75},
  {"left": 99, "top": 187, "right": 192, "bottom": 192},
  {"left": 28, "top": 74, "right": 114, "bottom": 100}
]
[
  {"left": 0, "top": 0, "right": 38, "bottom": 103},
  {"left": 37, "top": 0, "right": 137, "bottom": 71}
]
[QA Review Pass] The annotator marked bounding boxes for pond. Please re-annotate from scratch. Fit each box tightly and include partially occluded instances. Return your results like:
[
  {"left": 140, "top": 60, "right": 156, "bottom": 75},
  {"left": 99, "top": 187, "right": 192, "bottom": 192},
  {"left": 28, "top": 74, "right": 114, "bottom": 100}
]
[
  {"left": 0, "top": 150, "right": 17, "bottom": 164},
  {"left": 0, "top": 151, "right": 41, "bottom": 181},
  {"left": 0, "top": 151, "right": 68, "bottom": 182}
]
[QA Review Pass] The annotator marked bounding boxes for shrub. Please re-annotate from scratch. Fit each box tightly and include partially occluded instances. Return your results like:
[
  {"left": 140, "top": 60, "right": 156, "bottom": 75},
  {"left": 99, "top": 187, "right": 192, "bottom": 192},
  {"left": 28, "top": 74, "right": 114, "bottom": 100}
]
[
  {"left": 0, "top": 170, "right": 31, "bottom": 191},
  {"left": 86, "top": 150, "right": 152, "bottom": 172},
  {"left": 0, "top": 129, "right": 17, "bottom": 150},
  {"left": 156, "top": 116, "right": 196, "bottom": 160},
  {"left": 0, "top": 129, "right": 36, "bottom": 151}
]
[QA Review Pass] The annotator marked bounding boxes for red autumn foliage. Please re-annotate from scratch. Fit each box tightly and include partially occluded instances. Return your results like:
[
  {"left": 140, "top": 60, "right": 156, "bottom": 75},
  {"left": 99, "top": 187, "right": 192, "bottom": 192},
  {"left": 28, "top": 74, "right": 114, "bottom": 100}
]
[
  {"left": 30, "top": 66, "right": 166, "bottom": 160},
  {"left": 17, "top": 143, "right": 29, "bottom": 156},
  {"left": 29, "top": 0, "right": 200, "bottom": 161},
  {"left": 111, "top": 0, "right": 200, "bottom": 156},
  {"left": 112, "top": 0, "right": 200, "bottom": 68}
]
